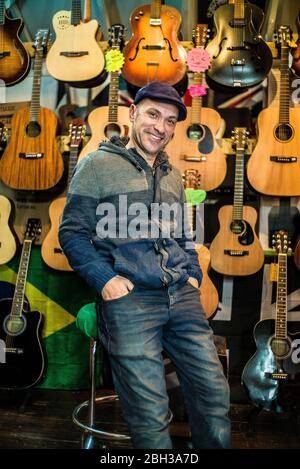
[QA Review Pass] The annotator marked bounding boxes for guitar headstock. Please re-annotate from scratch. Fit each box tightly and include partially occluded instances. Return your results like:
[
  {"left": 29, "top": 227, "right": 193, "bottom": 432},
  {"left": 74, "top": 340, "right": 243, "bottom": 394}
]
[
  {"left": 272, "top": 230, "right": 292, "bottom": 255},
  {"left": 68, "top": 120, "right": 86, "bottom": 148},
  {"left": 33, "top": 29, "right": 50, "bottom": 54},
  {"left": 192, "top": 24, "right": 210, "bottom": 48},
  {"left": 24, "top": 219, "right": 42, "bottom": 243},
  {"left": 276, "top": 25, "right": 293, "bottom": 47},
  {"left": 108, "top": 24, "right": 126, "bottom": 50},
  {"left": 231, "top": 127, "right": 249, "bottom": 151}
]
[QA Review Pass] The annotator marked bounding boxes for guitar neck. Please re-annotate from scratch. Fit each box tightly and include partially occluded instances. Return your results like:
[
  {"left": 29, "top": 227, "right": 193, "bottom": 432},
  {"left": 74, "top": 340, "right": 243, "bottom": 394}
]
[
  {"left": 67, "top": 146, "right": 80, "bottom": 189},
  {"left": 11, "top": 240, "right": 33, "bottom": 318},
  {"left": 151, "top": 0, "right": 162, "bottom": 20},
  {"left": 234, "top": 0, "right": 245, "bottom": 21},
  {"left": 191, "top": 73, "right": 204, "bottom": 124},
  {"left": 279, "top": 44, "right": 290, "bottom": 124},
  {"left": 275, "top": 253, "right": 288, "bottom": 339},
  {"left": 30, "top": 49, "right": 43, "bottom": 122},
  {"left": 0, "top": 0, "right": 5, "bottom": 24},
  {"left": 233, "top": 147, "right": 244, "bottom": 220},
  {"left": 108, "top": 71, "right": 120, "bottom": 123},
  {"left": 71, "top": 0, "right": 82, "bottom": 25}
]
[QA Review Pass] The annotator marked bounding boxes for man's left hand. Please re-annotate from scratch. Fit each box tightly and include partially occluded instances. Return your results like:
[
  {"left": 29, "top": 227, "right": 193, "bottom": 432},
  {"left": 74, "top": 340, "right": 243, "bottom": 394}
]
[{"left": 187, "top": 277, "right": 199, "bottom": 289}]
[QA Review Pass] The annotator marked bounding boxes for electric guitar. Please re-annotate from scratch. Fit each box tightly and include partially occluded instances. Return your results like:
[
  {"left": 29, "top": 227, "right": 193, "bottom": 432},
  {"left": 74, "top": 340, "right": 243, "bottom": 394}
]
[
  {"left": 209, "top": 128, "right": 264, "bottom": 276},
  {"left": 242, "top": 230, "right": 300, "bottom": 411},
  {"left": 166, "top": 24, "right": 227, "bottom": 192},
  {"left": 205, "top": 0, "right": 272, "bottom": 91},
  {"left": 0, "top": 30, "right": 64, "bottom": 191},
  {"left": 247, "top": 25, "right": 300, "bottom": 196},
  {"left": 0, "top": 0, "right": 30, "bottom": 86},
  {"left": 0, "top": 194, "right": 16, "bottom": 265},
  {"left": 78, "top": 24, "right": 130, "bottom": 162},
  {"left": 46, "top": 0, "right": 105, "bottom": 86},
  {"left": 121, "top": 0, "right": 187, "bottom": 88},
  {"left": 182, "top": 169, "right": 219, "bottom": 319},
  {"left": 41, "top": 121, "right": 85, "bottom": 271},
  {"left": 0, "top": 218, "right": 45, "bottom": 389}
]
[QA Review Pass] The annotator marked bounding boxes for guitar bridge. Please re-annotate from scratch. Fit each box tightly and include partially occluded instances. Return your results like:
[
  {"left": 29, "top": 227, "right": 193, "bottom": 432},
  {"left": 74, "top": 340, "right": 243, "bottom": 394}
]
[
  {"left": 231, "top": 59, "right": 246, "bottom": 66},
  {"left": 60, "top": 51, "right": 89, "bottom": 57},
  {"left": 5, "top": 347, "right": 24, "bottom": 354},
  {"left": 264, "top": 371, "right": 290, "bottom": 380},
  {"left": 270, "top": 156, "right": 297, "bottom": 163},
  {"left": 182, "top": 155, "right": 207, "bottom": 162},
  {"left": 143, "top": 45, "right": 166, "bottom": 50},
  {"left": 224, "top": 250, "right": 249, "bottom": 256},
  {"left": 19, "top": 153, "right": 44, "bottom": 159}
]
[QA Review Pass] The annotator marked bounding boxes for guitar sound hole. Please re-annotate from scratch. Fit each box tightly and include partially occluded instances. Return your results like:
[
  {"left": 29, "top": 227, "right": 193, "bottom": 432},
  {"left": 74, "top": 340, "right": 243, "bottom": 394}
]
[
  {"left": 105, "top": 123, "right": 122, "bottom": 139},
  {"left": 3, "top": 314, "right": 26, "bottom": 336},
  {"left": 274, "top": 124, "right": 293, "bottom": 142},
  {"left": 270, "top": 337, "right": 291, "bottom": 359},
  {"left": 230, "top": 220, "right": 245, "bottom": 235},
  {"left": 26, "top": 121, "right": 41, "bottom": 138},
  {"left": 187, "top": 124, "right": 204, "bottom": 141}
]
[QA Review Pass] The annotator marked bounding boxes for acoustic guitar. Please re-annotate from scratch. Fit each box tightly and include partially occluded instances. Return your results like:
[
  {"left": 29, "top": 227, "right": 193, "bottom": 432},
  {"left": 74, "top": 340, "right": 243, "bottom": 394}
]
[
  {"left": 0, "top": 218, "right": 45, "bottom": 389},
  {"left": 247, "top": 26, "right": 300, "bottom": 196},
  {"left": 205, "top": 0, "right": 272, "bottom": 91},
  {"left": 209, "top": 128, "right": 264, "bottom": 276},
  {"left": 78, "top": 24, "right": 130, "bottom": 162},
  {"left": 242, "top": 230, "right": 300, "bottom": 411},
  {"left": 166, "top": 24, "right": 227, "bottom": 192},
  {"left": 41, "top": 122, "right": 85, "bottom": 271},
  {"left": 183, "top": 169, "right": 219, "bottom": 319},
  {"left": 0, "top": 194, "right": 16, "bottom": 265},
  {"left": 46, "top": 0, "right": 105, "bottom": 86},
  {"left": 0, "top": 30, "right": 64, "bottom": 191},
  {"left": 121, "top": 0, "right": 187, "bottom": 88},
  {"left": 0, "top": 0, "right": 30, "bottom": 86}
]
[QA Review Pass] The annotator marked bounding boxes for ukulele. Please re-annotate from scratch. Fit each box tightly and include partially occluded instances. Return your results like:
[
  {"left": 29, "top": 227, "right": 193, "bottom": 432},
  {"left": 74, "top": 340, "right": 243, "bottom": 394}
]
[
  {"left": 41, "top": 121, "right": 85, "bottom": 271},
  {"left": 78, "top": 24, "right": 130, "bottom": 162},
  {"left": 121, "top": 0, "right": 187, "bottom": 88},
  {"left": 0, "top": 194, "right": 16, "bottom": 265},
  {"left": 166, "top": 24, "right": 227, "bottom": 192},
  {"left": 292, "top": 11, "right": 300, "bottom": 77},
  {"left": 182, "top": 169, "right": 219, "bottom": 318},
  {"left": 242, "top": 230, "right": 300, "bottom": 411},
  {"left": 0, "top": 30, "right": 64, "bottom": 191},
  {"left": 247, "top": 26, "right": 300, "bottom": 196},
  {"left": 46, "top": 0, "right": 105, "bottom": 86},
  {"left": 0, "top": 218, "right": 45, "bottom": 389},
  {"left": 209, "top": 128, "right": 264, "bottom": 276},
  {"left": 0, "top": 0, "right": 30, "bottom": 86},
  {"left": 205, "top": 0, "right": 272, "bottom": 91}
]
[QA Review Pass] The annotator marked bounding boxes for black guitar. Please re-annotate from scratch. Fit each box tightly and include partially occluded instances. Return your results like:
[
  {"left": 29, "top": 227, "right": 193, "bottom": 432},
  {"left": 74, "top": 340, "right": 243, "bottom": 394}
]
[
  {"left": 241, "top": 230, "right": 300, "bottom": 411},
  {"left": 0, "top": 218, "right": 45, "bottom": 389},
  {"left": 205, "top": 0, "right": 273, "bottom": 92}
]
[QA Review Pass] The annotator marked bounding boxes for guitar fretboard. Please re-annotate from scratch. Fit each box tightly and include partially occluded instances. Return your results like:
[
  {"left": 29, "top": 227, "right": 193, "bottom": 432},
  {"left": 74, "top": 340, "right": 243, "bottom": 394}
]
[
  {"left": 71, "top": 0, "right": 82, "bottom": 26},
  {"left": 30, "top": 48, "right": 43, "bottom": 122},
  {"left": 0, "top": 0, "right": 5, "bottom": 25},
  {"left": 151, "top": 0, "right": 162, "bottom": 19},
  {"left": 191, "top": 73, "right": 203, "bottom": 124},
  {"left": 275, "top": 253, "right": 288, "bottom": 339},
  {"left": 108, "top": 72, "right": 119, "bottom": 123},
  {"left": 279, "top": 44, "right": 290, "bottom": 125},
  {"left": 233, "top": 147, "right": 244, "bottom": 220},
  {"left": 67, "top": 144, "right": 80, "bottom": 189},
  {"left": 234, "top": 0, "right": 245, "bottom": 21},
  {"left": 11, "top": 240, "right": 32, "bottom": 318}
]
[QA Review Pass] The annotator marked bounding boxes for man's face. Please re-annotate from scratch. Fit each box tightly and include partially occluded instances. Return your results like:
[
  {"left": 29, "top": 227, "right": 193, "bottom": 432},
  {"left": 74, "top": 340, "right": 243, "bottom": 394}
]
[{"left": 129, "top": 99, "right": 178, "bottom": 159}]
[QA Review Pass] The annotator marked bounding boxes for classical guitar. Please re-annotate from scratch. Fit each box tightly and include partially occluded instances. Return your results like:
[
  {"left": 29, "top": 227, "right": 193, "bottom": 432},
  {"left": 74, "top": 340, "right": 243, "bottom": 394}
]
[
  {"left": 46, "top": 0, "right": 105, "bottom": 86},
  {"left": 205, "top": 0, "right": 272, "bottom": 91},
  {"left": 209, "top": 128, "right": 264, "bottom": 276},
  {"left": 166, "top": 24, "right": 227, "bottom": 192},
  {"left": 121, "top": 0, "right": 187, "bottom": 88},
  {"left": 242, "top": 230, "right": 300, "bottom": 411},
  {"left": 0, "top": 194, "right": 16, "bottom": 265},
  {"left": 0, "top": 0, "right": 30, "bottom": 86},
  {"left": 0, "top": 30, "right": 64, "bottom": 191},
  {"left": 247, "top": 26, "right": 300, "bottom": 196},
  {"left": 41, "top": 121, "right": 85, "bottom": 271},
  {"left": 292, "top": 11, "right": 300, "bottom": 77},
  {"left": 78, "top": 24, "right": 130, "bottom": 162},
  {"left": 0, "top": 218, "right": 45, "bottom": 389},
  {"left": 182, "top": 169, "right": 219, "bottom": 319}
]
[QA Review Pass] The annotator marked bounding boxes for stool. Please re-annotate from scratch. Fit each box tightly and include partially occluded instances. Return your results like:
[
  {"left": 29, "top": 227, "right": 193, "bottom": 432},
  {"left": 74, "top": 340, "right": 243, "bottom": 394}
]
[{"left": 73, "top": 302, "right": 131, "bottom": 449}]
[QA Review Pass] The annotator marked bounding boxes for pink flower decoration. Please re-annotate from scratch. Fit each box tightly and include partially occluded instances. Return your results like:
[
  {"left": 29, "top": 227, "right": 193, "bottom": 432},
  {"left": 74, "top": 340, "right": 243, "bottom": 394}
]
[
  {"left": 188, "top": 84, "right": 207, "bottom": 98},
  {"left": 187, "top": 48, "right": 211, "bottom": 72}
]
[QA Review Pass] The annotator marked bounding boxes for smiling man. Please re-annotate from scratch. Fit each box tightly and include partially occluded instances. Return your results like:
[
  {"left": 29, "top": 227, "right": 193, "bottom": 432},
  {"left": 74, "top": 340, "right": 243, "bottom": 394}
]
[{"left": 59, "top": 81, "right": 231, "bottom": 449}]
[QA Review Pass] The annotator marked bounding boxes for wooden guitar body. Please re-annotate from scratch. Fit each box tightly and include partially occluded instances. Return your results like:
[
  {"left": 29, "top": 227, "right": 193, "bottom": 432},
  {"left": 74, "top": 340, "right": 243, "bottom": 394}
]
[
  {"left": 122, "top": 4, "right": 187, "bottom": 87},
  {"left": 0, "top": 107, "right": 64, "bottom": 190},
  {"left": 210, "top": 205, "right": 264, "bottom": 276},
  {"left": 0, "top": 298, "right": 45, "bottom": 389},
  {"left": 78, "top": 106, "right": 131, "bottom": 162},
  {"left": 0, "top": 15, "right": 30, "bottom": 86},
  {"left": 0, "top": 195, "right": 16, "bottom": 264},
  {"left": 195, "top": 244, "right": 219, "bottom": 319},
  {"left": 247, "top": 108, "right": 300, "bottom": 196},
  {"left": 166, "top": 107, "right": 227, "bottom": 191},
  {"left": 46, "top": 15, "right": 105, "bottom": 83},
  {"left": 205, "top": 3, "right": 272, "bottom": 91},
  {"left": 41, "top": 196, "right": 72, "bottom": 271},
  {"left": 294, "top": 238, "right": 300, "bottom": 270}
]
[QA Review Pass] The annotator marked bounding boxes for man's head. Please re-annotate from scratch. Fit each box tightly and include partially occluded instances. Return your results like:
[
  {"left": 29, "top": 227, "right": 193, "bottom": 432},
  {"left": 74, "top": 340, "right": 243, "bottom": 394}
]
[{"left": 128, "top": 81, "right": 187, "bottom": 161}]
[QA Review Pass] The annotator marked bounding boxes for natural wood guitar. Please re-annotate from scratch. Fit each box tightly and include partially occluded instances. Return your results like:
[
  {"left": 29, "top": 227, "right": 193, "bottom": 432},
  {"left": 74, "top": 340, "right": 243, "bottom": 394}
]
[
  {"left": 0, "top": 30, "right": 64, "bottom": 191},
  {"left": 0, "top": 0, "right": 30, "bottom": 86},
  {"left": 166, "top": 25, "right": 227, "bottom": 191},
  {"left": 247, "top": 26, "right": 300, "bottom": 196},
  {"left": 78, "top": 24, "right": 130, "bottom": 162},
  {"left": 121, "top": 0, "right": 187, "bottom": 88},
  {"left": 46, "top": 0, "right": 105, "bottom": 84},
  {"left": 210, "top": 128, "right": 264, "bottom": 276},
  {"left": 42, "top": 122, "right": 85, "bottom": 271},
  {"left": 0, "top": 194, "right": 16, "bottom": 265}
]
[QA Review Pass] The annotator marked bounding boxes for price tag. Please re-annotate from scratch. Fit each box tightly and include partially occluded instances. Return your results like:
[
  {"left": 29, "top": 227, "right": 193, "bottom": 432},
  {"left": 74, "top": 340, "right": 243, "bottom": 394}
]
[
  {"left": 187, "top": 48, "right": 211, "bottom": 72},
  {"left": 105, "top": 49, "right": 125, "bottom": 72},
  {"left": 184, "top": 188, "right": 207, "bottom": 206}
]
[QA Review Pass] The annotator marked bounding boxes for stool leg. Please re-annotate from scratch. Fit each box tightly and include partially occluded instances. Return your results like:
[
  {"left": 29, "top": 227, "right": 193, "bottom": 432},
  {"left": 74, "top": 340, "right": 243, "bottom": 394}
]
[{"left": 82, "top": 338, "right": 97, "bottom": 449}]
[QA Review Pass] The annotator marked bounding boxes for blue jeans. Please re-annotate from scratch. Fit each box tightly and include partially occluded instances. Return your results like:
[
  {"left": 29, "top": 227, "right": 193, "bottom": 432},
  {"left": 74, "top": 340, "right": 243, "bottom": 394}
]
[{"left": 97, "top": 282, "right": 231, "bottom": 449}]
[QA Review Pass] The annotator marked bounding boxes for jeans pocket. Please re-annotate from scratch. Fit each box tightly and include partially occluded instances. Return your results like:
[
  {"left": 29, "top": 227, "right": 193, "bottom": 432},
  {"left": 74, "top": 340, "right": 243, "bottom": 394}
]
[{"left": 102, "top": 286, "right": 136, "bottom": 303}]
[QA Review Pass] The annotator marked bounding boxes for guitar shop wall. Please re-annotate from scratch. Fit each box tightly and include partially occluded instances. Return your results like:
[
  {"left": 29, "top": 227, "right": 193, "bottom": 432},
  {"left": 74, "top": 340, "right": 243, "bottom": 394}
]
[{"left": 0, "top": 0, "right": 300, "bottom": 407}]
